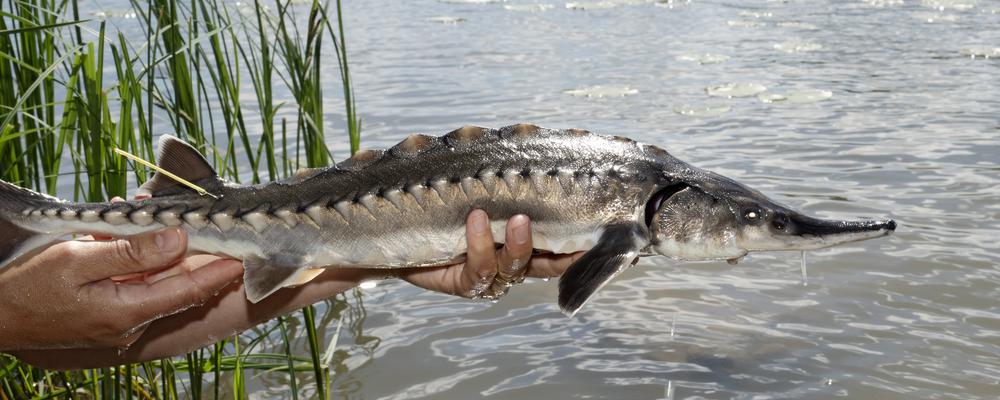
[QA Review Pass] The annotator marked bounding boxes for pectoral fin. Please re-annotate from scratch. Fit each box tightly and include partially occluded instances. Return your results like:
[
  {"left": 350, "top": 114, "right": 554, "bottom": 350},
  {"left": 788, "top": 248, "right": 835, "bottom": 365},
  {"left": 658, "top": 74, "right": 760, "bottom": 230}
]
[
  {"left": 558, "top": 223, "right": 646, "bottom": 317},
  {"left": 243, "top": 256, "right": 325, "bottom": 303}
]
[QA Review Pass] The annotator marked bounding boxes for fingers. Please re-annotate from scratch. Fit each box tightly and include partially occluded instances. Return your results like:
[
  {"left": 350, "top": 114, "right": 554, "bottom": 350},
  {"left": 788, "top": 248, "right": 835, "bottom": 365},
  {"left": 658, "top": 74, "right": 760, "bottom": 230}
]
[
  {"left": 488, "top": 215, "right": 532, "bottom": 294},
  {"left": 69, "top": 228, "right": 188, "bottom": 282},
  {"left": 460, "top": 209, "right": 497, "bottom": 296},
  {"left": 524, "top": 252, "right": 585, "bottom": 279},
  {"left": 115, "top": 259, "right": 244, "bottom": 322}
]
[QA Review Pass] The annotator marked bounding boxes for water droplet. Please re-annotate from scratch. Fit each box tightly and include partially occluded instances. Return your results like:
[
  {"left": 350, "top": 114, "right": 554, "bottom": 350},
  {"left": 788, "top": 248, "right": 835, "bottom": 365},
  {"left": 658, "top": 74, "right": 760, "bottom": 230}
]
[{"left": 542, "top": 277, "right": 551, "bottom": 282}]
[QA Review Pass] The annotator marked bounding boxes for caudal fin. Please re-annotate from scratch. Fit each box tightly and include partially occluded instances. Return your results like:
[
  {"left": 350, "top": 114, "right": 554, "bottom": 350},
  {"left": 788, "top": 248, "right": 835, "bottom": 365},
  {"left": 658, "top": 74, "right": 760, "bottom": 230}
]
[{"left": 0, "top": 180, "right": 62, "bottom": 268}]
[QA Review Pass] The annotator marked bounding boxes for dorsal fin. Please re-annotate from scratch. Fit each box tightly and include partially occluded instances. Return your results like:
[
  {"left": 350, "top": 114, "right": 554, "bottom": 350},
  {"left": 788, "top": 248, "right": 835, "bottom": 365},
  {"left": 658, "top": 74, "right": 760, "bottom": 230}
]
[{"left": 138, "top": 135, "right": 224, "bottom": 197}]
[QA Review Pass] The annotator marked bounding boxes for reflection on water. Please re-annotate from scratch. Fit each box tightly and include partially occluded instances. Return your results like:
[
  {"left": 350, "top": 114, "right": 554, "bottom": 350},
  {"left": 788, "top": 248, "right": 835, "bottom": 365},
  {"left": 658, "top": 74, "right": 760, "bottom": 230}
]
[
  {"left": 92, "top": 0, "right": 1000, "bottom": 398},
  {"left": 307, "top": 0, "right": 1000, "bottom": 398}
]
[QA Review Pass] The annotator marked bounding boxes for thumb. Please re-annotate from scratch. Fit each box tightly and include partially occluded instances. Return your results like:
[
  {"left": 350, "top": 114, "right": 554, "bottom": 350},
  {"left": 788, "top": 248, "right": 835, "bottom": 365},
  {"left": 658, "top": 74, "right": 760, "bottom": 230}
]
[{"left": 80, "top": 228, "right": 187, "bottom": 281}]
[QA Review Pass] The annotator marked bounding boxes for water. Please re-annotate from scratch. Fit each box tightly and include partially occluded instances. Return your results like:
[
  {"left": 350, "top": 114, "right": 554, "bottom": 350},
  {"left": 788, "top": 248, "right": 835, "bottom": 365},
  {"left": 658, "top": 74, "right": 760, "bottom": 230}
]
[{"left": 98, "top": 0, "right": 1000, "bottom": 398}]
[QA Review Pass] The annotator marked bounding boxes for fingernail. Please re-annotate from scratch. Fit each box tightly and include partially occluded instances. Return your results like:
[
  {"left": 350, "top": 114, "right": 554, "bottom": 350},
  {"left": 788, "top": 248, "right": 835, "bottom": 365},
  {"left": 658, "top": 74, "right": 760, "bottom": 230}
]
[
  {"left": 470, "top": 210, "right": 489, "bottom": 234},
  {"left": 155, "top": 229, "right": 180, "bottom": 252},
  {"left": 510, "top": 215, "right": 530, "bottom": 245}
]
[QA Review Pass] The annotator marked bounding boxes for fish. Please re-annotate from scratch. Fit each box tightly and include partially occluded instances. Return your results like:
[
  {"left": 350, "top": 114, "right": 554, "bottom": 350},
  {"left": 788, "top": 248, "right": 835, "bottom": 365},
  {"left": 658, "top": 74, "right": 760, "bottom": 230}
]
[{"left": 0, "top": 124, "right": 896, "bottom": 315}]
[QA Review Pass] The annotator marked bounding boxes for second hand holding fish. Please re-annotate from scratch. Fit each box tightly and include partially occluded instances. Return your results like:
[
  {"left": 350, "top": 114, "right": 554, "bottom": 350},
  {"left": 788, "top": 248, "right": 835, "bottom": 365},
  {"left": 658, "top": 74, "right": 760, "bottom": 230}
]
[{"left": 6, "top": 207, "right": 581, "bottom": 370}]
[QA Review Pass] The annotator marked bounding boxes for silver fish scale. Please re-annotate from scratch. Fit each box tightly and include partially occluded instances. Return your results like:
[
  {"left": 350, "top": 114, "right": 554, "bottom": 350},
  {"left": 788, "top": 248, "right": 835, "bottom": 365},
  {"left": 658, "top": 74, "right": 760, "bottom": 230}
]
[
  {"left": 175, "top": 125, "right": 679, "bottom": 268},
  {"left": 8, "top": 125, "right": 684, "bottom": 270}
]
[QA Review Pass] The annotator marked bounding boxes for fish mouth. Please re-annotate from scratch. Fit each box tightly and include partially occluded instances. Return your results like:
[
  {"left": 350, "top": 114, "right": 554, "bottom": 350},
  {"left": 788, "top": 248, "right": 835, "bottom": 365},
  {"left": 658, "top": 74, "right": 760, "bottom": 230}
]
[{"left": 788, "top": 214, "right": 896, "bottom": 248}]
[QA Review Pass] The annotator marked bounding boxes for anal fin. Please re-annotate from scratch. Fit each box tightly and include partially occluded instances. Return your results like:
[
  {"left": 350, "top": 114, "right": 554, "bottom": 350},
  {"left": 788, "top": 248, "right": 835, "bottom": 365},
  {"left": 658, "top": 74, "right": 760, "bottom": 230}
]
[
  {"left": 558, "top": 223, "right": 646, "bottom": 317},
  {"left": 243, "top": 255, "right": 324, "bottom": 303}
]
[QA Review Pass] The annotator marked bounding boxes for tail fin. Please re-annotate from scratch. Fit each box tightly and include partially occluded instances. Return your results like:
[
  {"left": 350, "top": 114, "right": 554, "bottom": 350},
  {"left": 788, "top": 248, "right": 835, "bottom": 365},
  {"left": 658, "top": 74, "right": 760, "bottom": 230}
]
[{"left": 0, "top": 180, "right": 62, "bottom": 269}]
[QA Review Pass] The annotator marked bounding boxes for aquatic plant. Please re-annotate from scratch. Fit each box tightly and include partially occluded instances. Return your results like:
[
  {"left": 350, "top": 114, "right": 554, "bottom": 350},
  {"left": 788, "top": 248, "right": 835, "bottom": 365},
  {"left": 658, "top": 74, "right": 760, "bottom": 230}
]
[{"left": 0, "top": 0, "right": 366, "bottom": 397}]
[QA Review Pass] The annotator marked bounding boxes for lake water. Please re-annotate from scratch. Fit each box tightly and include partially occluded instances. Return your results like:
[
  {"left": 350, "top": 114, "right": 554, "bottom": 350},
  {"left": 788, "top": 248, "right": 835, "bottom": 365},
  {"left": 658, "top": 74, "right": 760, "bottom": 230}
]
[{"left": 90, "top": 0, "right": 1000, "bottom": 398}]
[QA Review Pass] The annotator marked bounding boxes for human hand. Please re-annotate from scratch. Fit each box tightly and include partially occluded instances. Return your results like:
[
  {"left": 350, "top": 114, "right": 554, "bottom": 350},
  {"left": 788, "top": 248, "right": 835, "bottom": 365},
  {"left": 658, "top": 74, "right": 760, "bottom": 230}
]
[
  {"left": 0, "top": 225, "right": 243, "bottom": 352},
  {"left": 10, "top": 210, "right": 581, "bottom": 369},
  {"left": 397, "top": 210, "right": 584, "bottom": 300}
]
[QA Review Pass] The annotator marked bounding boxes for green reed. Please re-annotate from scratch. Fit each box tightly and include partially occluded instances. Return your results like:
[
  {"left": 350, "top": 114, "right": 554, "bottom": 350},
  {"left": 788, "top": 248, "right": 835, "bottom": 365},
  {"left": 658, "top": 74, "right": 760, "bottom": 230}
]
[{"left": 0, "top": 0, "right": 367, "bottom": 397}]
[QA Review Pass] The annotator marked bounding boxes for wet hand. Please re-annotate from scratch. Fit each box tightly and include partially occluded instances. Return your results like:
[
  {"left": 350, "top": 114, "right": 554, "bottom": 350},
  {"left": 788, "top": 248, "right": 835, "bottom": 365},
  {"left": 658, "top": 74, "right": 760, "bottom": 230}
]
[
  {"left": 0, "top": 225, "right": 243, "bottom": 352},
  {"left": 396, "top": 210, "right": 584, "bottom": 299}
]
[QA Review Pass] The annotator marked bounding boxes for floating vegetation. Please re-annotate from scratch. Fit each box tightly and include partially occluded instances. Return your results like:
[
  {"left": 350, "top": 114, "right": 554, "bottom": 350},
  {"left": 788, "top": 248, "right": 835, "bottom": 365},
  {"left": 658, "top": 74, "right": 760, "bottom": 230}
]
[
  {"left": 758, "top": 89, "right": 833, "bottom": 104},
  {"left": 673, "top": 104, "right": 733, "bottom": 117},
  {"left": 912, "top": 12, "right": 960, "bottom": 22},
  {"left": 428, "top": 16, "right": 467, "bottom": 24},
  {"left": 504, "top": 4, "right": 555, "bottom": 11},
  {"left": 960, "top": 46, "right": 1000, "bottom": 59},
  {"left": 675, "top": 53, "right": 730, "bottom": 64},
  {"left": 774, "top": 41, "right": 823, "bottom": 53},
  {"left": 777, "top": 21, "right": 819, "bottom": 30},
  {"left": 564, "top": 85, "right": 639, "bottom": 98},
  {"left": 565, "top": 1, "right": 616, "bottom": 9},
  {"left": 706, "top": 82, "right": 767, "bottom": 98}
]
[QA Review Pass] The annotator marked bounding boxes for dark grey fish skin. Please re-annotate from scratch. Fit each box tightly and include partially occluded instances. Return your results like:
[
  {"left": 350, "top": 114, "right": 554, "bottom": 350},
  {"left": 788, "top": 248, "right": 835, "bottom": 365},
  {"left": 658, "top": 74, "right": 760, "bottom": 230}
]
[{"left": 0, "top": 124, "right": 896, "bottom": 315}]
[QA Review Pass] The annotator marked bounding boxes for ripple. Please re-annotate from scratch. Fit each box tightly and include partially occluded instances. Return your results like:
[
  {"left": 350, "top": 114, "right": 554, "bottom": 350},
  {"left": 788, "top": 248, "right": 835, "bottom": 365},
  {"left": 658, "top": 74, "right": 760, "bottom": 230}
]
[
  {"left": 672, "top": 103, "right": 733, "bottom": 117},
  {"left": 727, "top": 20, "right": 765, "bottom": 28},
  {"left": 504, "top": 4, "right": 555, "bottom": 11},
  {"left": 759, "top": 89, "right": 834, "bottom": 104},
  {"left": 912, "top": 12, "right": 961, "bottom": 22},
  {"left": 706, "top": 82, "right": 767, "bottom": 98},
  {"left": 563, "top": 85, "right": 639, "bottom": 97},
  {"left": 774, "top": 41, "right": 823, "bottom": 53},
  {"left": 654, "top": 0, "right": 691, "bottom": 9},
  {"left": 565, "top": 1, "right": 616, "bottom": 10},
  {"left": 777, "top": 21, "right": 819, "bottom": 30},
  {"left": 675, "top": 53, "right": 730, "bottom": 64},
  {"left": 922, "top": 0, "right": 977, "bottom": 11},
  {"left": 427, "top": 16, "right": 466, "bottom": 24},
  {"left": 960, "top": 46, "right": 1000, "bottom": 58}
]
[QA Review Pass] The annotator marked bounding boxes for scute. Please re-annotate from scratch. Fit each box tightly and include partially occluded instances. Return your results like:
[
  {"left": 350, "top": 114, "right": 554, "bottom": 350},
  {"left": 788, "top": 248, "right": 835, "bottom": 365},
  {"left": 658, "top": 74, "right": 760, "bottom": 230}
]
[
  {"left": 510, "top": 123, "right": 543, "bottom": 137},
  {"left": 338, "top": 149, "right": 385, "bottom": 170},
  {"left": 642, "top": 144, "right": 670, "bottom": 158},
  {"left": 390, "top": 134, "right": 437, "bottom": 157},
  {"left": 445, "top": 125, "right": 489, "bottom": 144}
]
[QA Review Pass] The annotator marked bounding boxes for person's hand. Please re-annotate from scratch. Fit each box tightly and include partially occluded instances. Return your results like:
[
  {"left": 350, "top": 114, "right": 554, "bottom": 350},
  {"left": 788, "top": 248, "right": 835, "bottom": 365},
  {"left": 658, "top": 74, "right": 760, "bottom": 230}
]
[
  {"left": 0, "top": 225, "right": 243, "bottom": 352},
  {"left": 397, "top": 210, "right": 583, "bottom": 299},
  {"left": 10, "top": 210, "right": 582, "bottom": 369}
]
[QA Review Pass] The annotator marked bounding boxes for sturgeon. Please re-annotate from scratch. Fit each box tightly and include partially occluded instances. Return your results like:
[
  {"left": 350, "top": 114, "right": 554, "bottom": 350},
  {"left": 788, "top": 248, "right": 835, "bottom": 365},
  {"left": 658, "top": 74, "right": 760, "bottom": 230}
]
[{"left": 0, "top": 124, "right": 896, "bottom": 315}]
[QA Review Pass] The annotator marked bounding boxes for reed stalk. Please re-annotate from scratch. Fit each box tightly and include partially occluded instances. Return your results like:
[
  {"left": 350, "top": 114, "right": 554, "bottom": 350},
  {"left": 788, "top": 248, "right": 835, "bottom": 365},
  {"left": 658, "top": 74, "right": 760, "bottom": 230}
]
[{"left": 0, "top": 0, "right": 367, "bottom": 397}]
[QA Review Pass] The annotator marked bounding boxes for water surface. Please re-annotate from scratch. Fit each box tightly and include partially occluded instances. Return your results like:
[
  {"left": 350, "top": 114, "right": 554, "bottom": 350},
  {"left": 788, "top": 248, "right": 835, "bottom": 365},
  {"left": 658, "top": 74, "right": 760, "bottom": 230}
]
[{"left": 94, "top": 0, "right": 1000, "bottom": 398}]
